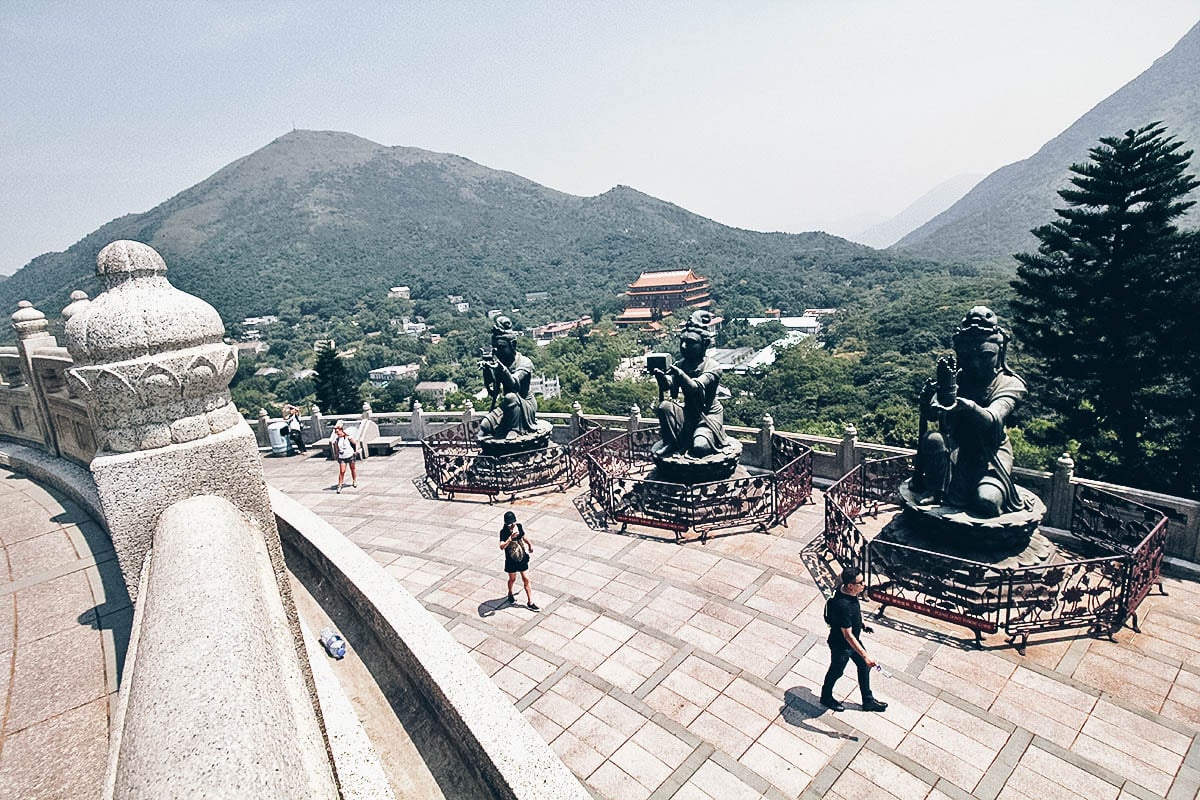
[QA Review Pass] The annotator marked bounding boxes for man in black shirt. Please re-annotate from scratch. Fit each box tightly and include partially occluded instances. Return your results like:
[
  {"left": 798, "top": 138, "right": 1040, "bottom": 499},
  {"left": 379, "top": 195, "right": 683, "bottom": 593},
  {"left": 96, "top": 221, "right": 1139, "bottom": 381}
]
[{"left": 820, "top": 566, "right": 888, "bottom": 713}]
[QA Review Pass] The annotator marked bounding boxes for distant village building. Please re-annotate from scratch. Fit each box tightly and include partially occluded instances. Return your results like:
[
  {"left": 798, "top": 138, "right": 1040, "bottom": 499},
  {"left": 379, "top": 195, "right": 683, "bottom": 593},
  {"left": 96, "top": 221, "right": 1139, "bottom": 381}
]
[
  {"left": 529, "top": 374, "right": 561, "bottom": 399},
  {"left": 368, "top": 363, "right": 420, "bottom": 386},
  {"left": 614, "top": 268, "right": 711, "bottom": 328},
  {"left": 746, "top": 315, "right": 822, "bottom": 335},
  {"left": 313, "top": 339, "right": 335, "bottom": 352},
  {"left": 387, "top": 286, "right": 411, "bottom": 299},
  {"left": 294, "top": 369, "right": 318, "bottom": 380},
  {"left": 803, "top": 308, "right": 837, "bottom": 318},
  {"left": 242, "top": 315, "right": 279, "bottom": 327},
  {"left": 253, "top": 366, "right": 282, "bottom": 377},
  {"left": 447, "top": 294, "right": 464, "bottom": 304},
  {"left": 454, "top": 301, "right": 469, "bottom": 314},
  {"left": 234, "top": 341, "right": 269, "bottom": 356},
  {"left": 415, "top": 380, "right": 458, "bottom": 405},
  {"left": 525, "top": 291, "right": 549, "bottom": 303},
  {"left": 531, "top": 315, "right": 593, "bottom": 342},
  {"left": 487, "top": 309, "right": 504, "bottom": 320},
  {"left": 392, "top": 318, "right": 428, "bottom": 337}
]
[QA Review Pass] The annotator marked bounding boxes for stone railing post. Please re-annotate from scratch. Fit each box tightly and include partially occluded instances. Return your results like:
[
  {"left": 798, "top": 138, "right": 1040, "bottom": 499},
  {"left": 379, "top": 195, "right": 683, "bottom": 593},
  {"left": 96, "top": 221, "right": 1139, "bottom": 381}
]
[
  {"left": 310, "top": 404, "right": 325, "bottom": 440},
  {"left": 462, "top": 399, "right": 475, "bottom": 429},
  {"left": 64, "top": 241, "right": 279, "bottom": 600},
  {"left": 758, "top": 412, "right": 775, "bottom": 468},
  {"left": 627, "top": 403, "right": 641, "bottom": 434},
  {"left": 570, "top": 400, "right": 583, "bottom": 438},
  {"left": 257, "top": 408, "right": 270, "bottom": 447},
  {"left": 361, "top": 401, "right": 372, "bottom": 421},
  {"left": 839, "top": 423, "right": 858, "bottom": 476},
  {"left": 11, "top": 301, "right": 60, "bottom": 455},
  {"left": 410, "top": 399, "right": 426, "bottom": 440},
  {"left": 1048, "top": 452, "right": 1076, "bottom": 529}
]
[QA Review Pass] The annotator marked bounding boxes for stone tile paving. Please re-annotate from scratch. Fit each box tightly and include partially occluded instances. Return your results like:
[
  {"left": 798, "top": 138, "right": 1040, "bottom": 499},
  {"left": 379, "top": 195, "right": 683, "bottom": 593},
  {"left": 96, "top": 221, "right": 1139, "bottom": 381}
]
[
  {"left": 264, "top": 449, "right": 1200, "bottom": 799},
  {"left": 0, "top": 466, "right": 129, "bottom": 799}
]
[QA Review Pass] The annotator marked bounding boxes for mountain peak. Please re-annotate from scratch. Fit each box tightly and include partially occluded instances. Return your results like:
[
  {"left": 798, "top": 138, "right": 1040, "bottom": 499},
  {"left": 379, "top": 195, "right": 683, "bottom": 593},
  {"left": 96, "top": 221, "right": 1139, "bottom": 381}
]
[{"left": 893, "top": 18, "right": 1200, "bottom": 265}]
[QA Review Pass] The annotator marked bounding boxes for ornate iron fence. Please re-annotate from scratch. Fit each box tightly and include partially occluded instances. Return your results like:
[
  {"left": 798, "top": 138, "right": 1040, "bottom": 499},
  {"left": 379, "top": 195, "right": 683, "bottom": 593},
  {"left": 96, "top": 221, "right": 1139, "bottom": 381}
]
[
  {"left": 824, "top": 466, "right": 868, "bottom": 572},
  {"left": 565, "top": 421, "right": 603, "bottom": 486},
  {"left": 586, "top": 427, "right": 813, "bottom": 539},
  {"left": 421, "top": 422, "right": 576, "bottom": 500},
  {"left": 868, "top": 539, "right": 1005, "bottom": 638},
  {"left": 773, "top": 433, "right": 814, "bottom": 520},
  {"left": 825, "top": 457, "right": 1168, "bottom": 651}
]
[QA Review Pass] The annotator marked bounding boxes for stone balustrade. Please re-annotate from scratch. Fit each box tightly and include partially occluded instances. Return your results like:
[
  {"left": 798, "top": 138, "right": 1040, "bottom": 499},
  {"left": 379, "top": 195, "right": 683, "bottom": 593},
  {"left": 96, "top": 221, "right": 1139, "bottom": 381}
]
[{"left": 107, "top": 495, "right": 336, "bottom": 799}]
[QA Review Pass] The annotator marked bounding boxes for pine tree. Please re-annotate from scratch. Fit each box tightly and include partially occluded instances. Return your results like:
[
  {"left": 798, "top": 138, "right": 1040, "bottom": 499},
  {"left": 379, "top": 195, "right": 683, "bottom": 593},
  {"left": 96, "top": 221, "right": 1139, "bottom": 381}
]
[
  {"left": 313, "top": 343, "right": 361, "bottom": 415},
  {"left": 1012, "top": 122, "right": 1198, "bottom": 491}
]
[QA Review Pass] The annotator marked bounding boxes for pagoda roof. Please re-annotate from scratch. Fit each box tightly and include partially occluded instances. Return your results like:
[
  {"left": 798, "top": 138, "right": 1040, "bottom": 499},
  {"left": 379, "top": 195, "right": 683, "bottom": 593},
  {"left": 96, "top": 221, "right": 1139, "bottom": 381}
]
[
  {"left": 614, "top": 306, "right": 656, "bottom": 321},
  {"left": 628, "top": 269, "right": 707, "bottom": 289}
]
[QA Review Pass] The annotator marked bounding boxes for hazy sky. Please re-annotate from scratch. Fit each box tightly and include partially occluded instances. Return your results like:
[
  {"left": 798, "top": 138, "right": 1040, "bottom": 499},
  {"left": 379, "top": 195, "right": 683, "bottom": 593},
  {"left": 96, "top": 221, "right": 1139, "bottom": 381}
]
[{"left": 2, "top": 2, "right": 1198, "bottom": 275}]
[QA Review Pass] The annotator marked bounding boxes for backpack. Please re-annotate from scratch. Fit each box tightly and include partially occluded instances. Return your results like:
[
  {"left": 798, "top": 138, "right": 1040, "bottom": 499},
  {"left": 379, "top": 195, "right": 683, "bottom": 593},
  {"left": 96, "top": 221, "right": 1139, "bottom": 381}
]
[{"left": 823, "top": 596, "right": 833, "bottom": 626}]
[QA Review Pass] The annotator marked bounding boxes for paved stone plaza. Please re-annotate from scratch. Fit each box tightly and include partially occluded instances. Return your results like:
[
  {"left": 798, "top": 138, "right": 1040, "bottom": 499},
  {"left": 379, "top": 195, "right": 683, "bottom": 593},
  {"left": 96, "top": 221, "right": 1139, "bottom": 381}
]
[
  {"left": 263, "top": 449, "right": 1200, "bottom": 800},
  {"left": 1, "top": 448, "right": 1198, "bottom": 798},
  {"left": 0, "top": 467, "right": 128, "bottom": 798}
]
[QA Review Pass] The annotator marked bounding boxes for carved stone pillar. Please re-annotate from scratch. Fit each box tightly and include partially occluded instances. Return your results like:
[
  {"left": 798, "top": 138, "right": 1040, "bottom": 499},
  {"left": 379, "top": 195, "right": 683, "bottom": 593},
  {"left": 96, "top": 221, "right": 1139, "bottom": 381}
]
[
  {"left": 12, "top": 301, "right": 59, "bottom": 454},
  {"left": 410, "top": 400, "right": 426, "bottom": 440},
  {"left": 310, "top": 404, "right": 325, "bottom": 440},
  {"left": 839, "top": 423, "right": 858, "bottom": 477},
  {"left": 65, "top": 240, "right": 278, "bottom": 600},
  {"left": 758, "top": 412, "right": 775, "bottom": 469},
  {"left": 1048, "top": 452, "right": 1076, "bottom": 529},
  {"left": 570, "top": 400, "right": 583, "bottom": 439},
  {"left": 628, "top": 403, "right": 641, "bottom": 434}
]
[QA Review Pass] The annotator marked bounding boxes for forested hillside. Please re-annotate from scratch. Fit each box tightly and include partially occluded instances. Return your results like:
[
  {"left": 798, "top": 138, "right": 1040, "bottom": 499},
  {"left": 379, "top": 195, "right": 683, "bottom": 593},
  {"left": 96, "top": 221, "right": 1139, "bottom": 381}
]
[{"left": 0, "top": 130, "right": 957, "bottom": 331}]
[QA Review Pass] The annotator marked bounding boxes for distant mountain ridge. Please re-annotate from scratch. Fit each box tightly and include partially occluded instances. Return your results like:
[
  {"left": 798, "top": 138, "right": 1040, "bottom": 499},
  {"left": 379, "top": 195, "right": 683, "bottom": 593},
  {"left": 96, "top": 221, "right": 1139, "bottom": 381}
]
[
  {"left": 0, "top": 130, "right": 952, "bottom": 325},
  {"left": 893, "top": 19, "right": 1200, "bottom": 265},
  {"left": 851, "top": 173, "right": 981, "bottom": 249}
]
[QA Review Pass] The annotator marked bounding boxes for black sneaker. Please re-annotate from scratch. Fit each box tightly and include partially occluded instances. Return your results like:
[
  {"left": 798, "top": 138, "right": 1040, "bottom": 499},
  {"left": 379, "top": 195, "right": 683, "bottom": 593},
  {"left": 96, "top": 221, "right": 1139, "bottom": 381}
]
[
  {"left": 861, "top": 698, "right": 888, "bottom": 712},
  {"left": 819, "top": 695, "right": 845, "bottom": 712},
  {"left": 527, "top": 602, "right": 540, "bottom": 612},
  {"left": 506, "top": 594, "right": 516, "bottom": 604}
]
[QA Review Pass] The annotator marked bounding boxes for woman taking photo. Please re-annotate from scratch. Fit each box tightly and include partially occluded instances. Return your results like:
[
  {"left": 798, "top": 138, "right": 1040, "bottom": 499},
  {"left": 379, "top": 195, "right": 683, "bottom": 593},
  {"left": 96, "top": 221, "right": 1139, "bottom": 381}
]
[{"left": 499, "top": 511, "right": 538, "bottom": 611}]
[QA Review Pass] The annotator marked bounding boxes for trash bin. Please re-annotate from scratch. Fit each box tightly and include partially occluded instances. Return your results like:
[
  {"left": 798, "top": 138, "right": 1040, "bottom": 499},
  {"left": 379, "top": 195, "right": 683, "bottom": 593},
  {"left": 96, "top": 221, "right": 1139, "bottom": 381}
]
[{"left": 267, "top": 421, "right": 290, "bottom": 456}]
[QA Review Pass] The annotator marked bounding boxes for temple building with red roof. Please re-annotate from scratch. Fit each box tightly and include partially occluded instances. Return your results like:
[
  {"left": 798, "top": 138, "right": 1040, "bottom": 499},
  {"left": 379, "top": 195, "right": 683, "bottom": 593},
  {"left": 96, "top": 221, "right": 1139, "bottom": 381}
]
[{"left": 613, "top": 268, "right": 712, "bottom": 328}]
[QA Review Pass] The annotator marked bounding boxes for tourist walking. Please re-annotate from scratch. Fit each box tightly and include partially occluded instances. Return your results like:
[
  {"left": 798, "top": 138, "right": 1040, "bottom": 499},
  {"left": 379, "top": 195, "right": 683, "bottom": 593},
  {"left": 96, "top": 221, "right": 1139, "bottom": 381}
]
[
  {"left": 820, "top": 566, "right": 888, "bottom": 712},
  {"left": 499, "top": 511, "right": 539, "bottom": 611},
  {"left": 331, "top": 420, "right": 358, "bottom": 493},
  {"left": 284, "top": 405, "right": 307, "bottom": 454}
]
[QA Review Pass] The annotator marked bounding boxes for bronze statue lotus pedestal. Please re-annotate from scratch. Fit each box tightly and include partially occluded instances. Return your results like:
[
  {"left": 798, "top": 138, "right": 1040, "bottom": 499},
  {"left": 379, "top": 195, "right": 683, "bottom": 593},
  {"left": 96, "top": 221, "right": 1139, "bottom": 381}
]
[
  {"left": 477, "top": 316, "right": 553, "bottom": 456},
  {"left": 648, "top": 310, "right": 742, "bottom": 484},
  {"left": 882, "top": 307, "right": 1054, "bottom": 569}
]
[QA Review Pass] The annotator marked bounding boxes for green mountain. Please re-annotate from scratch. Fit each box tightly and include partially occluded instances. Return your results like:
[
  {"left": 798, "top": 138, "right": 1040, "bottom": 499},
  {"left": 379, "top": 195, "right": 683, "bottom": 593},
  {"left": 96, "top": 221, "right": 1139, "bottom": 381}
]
[
  {"left": 1, "top": 130, "right": 959, "bottom": 326},
  {"left": 893, "top": 19, "right": 1200, "bottom": 266}
]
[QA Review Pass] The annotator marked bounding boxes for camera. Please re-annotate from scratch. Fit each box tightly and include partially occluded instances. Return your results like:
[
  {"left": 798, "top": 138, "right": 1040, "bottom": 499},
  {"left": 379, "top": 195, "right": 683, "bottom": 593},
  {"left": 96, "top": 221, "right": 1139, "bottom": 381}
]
[{"left": 646, "top": 353, "right": 669, "bottom": 374}]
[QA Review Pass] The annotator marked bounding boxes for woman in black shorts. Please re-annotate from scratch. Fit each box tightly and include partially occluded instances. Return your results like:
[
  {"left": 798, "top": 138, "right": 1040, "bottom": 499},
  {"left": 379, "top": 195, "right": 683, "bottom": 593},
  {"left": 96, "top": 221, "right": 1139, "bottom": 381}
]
[{"left": 499, "top": 510, "right": 539, "bottom": 611}]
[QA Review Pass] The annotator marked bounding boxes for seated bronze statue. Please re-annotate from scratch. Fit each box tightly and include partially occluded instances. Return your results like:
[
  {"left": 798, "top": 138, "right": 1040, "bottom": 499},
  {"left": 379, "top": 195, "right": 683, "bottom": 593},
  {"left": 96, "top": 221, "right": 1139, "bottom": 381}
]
[
  {"left": 478, "top": 316, "right": 540, "bottom": 441},
  {"left": 651, "top": 310, "right": 730, "bottom": 459},
  {"left": 911, "top": 306, "right": 1028, "bottom": 518}
]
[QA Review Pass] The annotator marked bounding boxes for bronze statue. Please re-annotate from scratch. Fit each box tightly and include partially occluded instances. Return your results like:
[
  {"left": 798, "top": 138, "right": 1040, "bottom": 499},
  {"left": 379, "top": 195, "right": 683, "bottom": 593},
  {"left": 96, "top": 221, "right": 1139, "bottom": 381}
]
[
  {"left": 911, "top": 306, "right": 1028, "bottom": 518},
  {"left": 478, "top": 316, "right": 540, "bottom": 441},
  {"left": 651, "top": 310, "right": 731, "bottom": 459}
]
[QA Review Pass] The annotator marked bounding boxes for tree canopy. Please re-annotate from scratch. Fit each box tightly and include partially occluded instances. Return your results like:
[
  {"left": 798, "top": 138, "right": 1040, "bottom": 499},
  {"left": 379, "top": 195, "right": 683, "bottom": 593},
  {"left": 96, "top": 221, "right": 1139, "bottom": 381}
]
[
  {"left": 1012, "top": 122, "right": 1200, "bottom": 494},
  {"left": 313, "top": 343, "right": 361, "bottom": 415}
]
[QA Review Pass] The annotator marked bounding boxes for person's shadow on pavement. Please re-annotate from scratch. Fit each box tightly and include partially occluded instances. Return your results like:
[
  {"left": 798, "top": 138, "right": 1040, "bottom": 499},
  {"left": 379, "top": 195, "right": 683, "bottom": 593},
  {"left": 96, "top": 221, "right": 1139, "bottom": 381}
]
[
  {"left": 781, "top": 687, "right": 858, "bottom": 740},
  {"left": 477, "top": 597, "right": 515, "bottom": 618}
]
